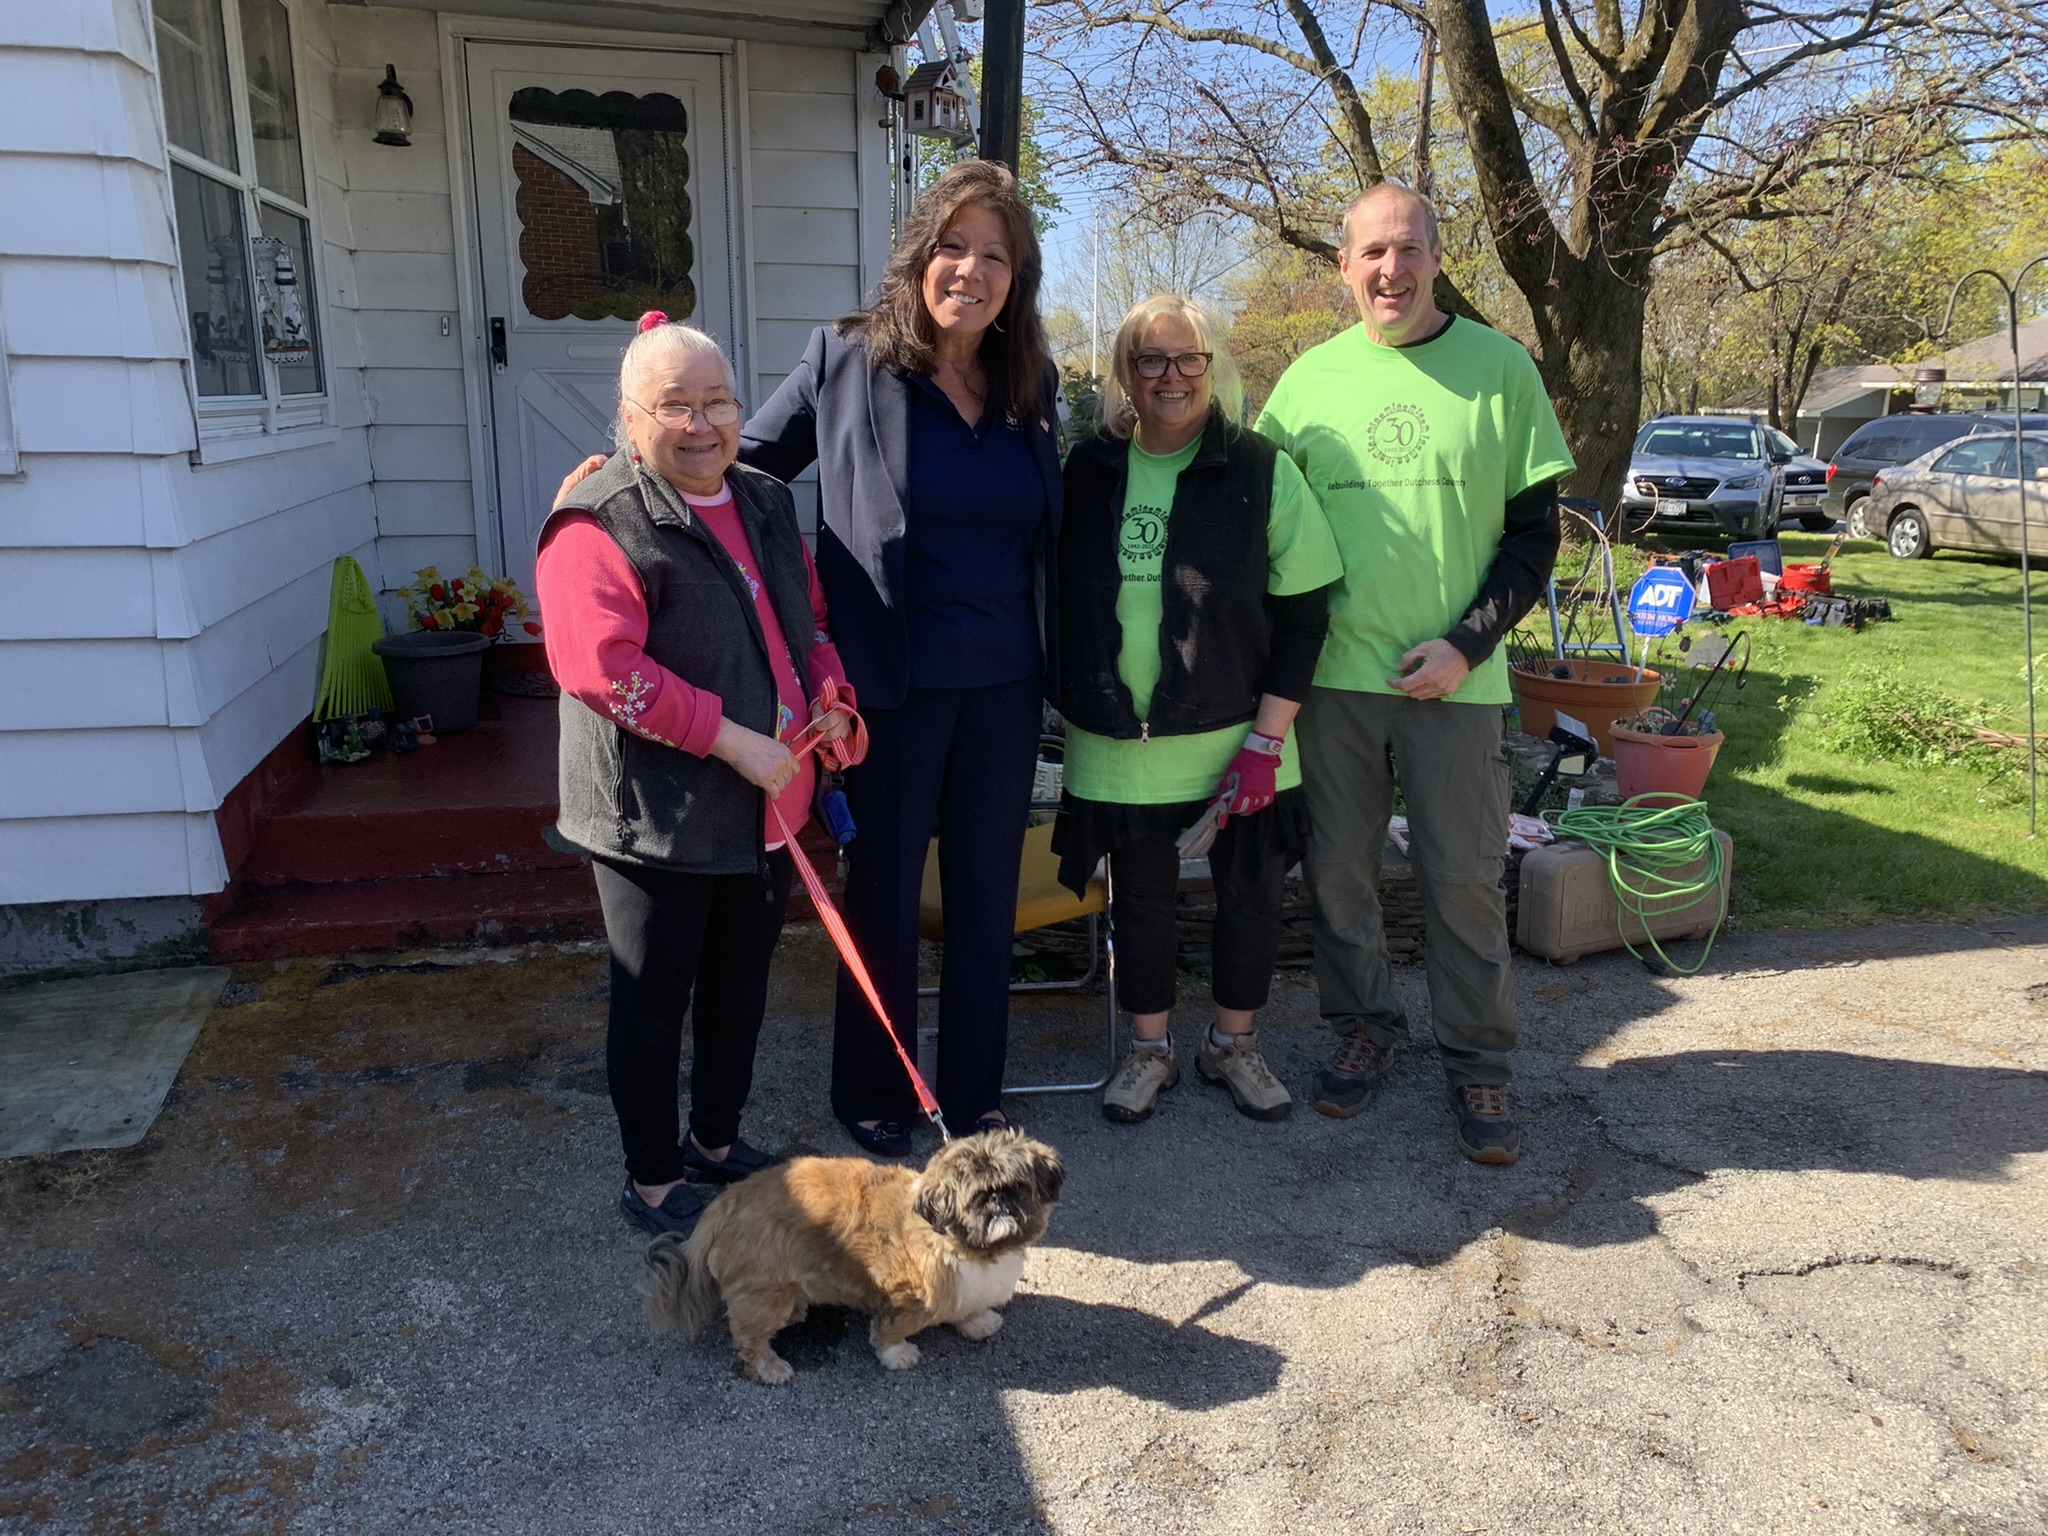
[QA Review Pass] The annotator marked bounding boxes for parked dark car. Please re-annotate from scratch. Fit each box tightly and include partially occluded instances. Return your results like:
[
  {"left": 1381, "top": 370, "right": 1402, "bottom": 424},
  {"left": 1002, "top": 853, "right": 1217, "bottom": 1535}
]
[
  {"left": 1828, "top": 412, "right": 2048, "bottom": 538},
  {"left": 1866, "top": 430, "right": 2048, "bottom": 560},
  {"left": 1620, "top": 416, "right": 1825, "bottom": 538}
]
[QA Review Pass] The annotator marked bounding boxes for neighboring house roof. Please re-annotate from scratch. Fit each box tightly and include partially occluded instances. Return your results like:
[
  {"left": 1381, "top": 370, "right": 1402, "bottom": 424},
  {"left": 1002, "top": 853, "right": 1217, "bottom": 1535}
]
[
  {"left": 1782, "top": 317, "right": 2048, "bottom": 419},
  {"left": 510, "top": 123, "right": 623, "bottom": 205}
]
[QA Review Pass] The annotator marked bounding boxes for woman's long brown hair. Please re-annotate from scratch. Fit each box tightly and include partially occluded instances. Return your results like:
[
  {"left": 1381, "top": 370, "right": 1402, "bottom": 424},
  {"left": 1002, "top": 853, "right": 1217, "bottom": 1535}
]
[{"left": 838, "top": 160, "right": 1050, "bottom": 420}]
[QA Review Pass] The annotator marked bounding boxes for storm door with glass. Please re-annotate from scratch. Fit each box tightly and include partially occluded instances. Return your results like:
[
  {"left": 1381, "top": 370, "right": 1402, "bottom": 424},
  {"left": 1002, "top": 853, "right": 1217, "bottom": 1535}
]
[{"left": 465, "top": 42, "right": 738, "bottom": 594}]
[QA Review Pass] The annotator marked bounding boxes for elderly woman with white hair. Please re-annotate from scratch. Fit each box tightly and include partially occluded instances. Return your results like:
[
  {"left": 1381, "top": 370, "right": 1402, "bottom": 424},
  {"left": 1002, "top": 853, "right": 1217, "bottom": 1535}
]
[
  {"left": 1055, "top": 294, "right": 1343, "bottom": 1127},
  {"left": 536, "top": 312, "right": 861, "bottom": 1239}
]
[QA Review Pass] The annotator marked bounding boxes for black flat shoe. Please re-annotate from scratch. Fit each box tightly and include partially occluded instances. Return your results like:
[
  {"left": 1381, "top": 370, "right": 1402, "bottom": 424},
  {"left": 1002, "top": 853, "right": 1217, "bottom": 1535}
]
[
  {"left": 843, "top": 1118, "right": 913, "bottom": 1157},
  {"left": 619, "top": 1178, "right": 705, "bottom": 1237},
  {"left": 968, "top": 1111, "right": 1016, "bottom": 1137},
  {"left": 682, "top": 1136, "right": 784, "bottom": 1185}
]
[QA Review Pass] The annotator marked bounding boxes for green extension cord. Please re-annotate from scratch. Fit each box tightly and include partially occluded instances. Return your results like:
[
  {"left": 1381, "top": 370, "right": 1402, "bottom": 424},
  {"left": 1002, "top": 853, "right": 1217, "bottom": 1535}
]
[{"left": 1546, "top": 798, "right": 1727, "bottom": 974}]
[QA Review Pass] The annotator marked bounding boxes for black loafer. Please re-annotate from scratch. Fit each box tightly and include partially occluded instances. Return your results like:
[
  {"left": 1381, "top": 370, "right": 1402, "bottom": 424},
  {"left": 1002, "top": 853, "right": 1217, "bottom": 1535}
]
[
  {"left": 681, "top": 1136, "right": 784, "bottom": 1185},
  {"left": 619, "top": 1178, "right": 705, "bottom": 1237},
  {"left": 843, "top": 1118, "right": 913, "bottom": 1157}
]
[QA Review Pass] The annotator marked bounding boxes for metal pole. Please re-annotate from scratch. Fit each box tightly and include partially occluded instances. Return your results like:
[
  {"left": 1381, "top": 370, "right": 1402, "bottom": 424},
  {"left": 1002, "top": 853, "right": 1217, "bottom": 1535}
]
[
  {"left": 1090, "top": 200, "right": 1100, "bottom": 380},
  {"left": 1940, "top": 267, "right": 2042, "bottom": 835}
]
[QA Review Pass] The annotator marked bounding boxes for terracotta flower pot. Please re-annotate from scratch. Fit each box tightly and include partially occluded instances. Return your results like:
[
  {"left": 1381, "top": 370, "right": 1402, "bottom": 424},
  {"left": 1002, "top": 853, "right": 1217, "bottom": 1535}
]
[
  {"left": 1611, "top": 723, "right": 1725, "bottom": 803},
  {"left": 1509, "top": 659, "right": 1664, "bottom": 757}
]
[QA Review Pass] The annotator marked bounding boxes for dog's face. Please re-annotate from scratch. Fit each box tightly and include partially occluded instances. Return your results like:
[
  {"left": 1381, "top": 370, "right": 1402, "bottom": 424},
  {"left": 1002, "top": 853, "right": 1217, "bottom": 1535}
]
[{"left": 910, "top": 1129, "right": 1065, "bottom": 1255}]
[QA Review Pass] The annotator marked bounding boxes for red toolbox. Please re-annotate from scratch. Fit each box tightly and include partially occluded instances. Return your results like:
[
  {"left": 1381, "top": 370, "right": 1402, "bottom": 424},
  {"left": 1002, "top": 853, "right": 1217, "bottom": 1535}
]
[{"left": 1705, "top": 555, "right": 1763, "bottom": 610}]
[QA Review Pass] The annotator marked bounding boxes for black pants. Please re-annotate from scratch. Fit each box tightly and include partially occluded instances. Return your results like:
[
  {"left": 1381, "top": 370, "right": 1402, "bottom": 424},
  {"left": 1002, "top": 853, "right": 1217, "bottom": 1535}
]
[
  {"left": 832, "top": 676, "right": 1041, "bottom": 1128},
  {"left": 1109, "top": 813, "right": 1290, "bottom": 1017},
  {"left": 593, "top": 851, "right": 793, "bottom": 1185}
]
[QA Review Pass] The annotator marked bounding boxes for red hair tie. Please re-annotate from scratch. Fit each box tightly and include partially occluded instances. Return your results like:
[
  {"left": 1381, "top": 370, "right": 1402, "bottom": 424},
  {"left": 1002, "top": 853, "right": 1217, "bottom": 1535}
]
[{"left": 637, "top": 311, "right": 669, "bottom": 333}]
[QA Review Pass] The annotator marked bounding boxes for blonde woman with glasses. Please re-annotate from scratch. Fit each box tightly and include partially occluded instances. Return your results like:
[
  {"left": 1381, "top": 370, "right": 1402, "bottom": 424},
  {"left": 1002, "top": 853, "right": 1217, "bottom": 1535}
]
[{"left": 1055, "top": 295, "right": 1343, "bottom": 1125}]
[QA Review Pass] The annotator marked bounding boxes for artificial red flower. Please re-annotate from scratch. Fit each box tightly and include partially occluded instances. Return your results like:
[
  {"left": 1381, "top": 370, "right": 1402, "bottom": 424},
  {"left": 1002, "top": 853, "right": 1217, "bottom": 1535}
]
[
  {"left": 429, "top": 584, "right": 446, "bottom": 601},
  {"left": 420, "top": 614, "right": 439, "bottom": 629},
  {"left": 522, "top": 621, "right": 542, "bottom": 636}
]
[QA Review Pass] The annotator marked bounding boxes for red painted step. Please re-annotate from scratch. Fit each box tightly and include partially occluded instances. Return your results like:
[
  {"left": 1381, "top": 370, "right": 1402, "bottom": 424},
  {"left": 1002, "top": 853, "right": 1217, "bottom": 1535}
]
[
  {"left": 241, "top": 697, "right": 576, "bottom": 885},
  {"left": 208, "top": 866, "right": 606, "bottom": 963}
]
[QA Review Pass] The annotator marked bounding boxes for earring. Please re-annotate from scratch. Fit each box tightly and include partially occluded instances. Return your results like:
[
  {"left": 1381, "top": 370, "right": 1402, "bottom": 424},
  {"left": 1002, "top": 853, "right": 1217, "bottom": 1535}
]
[{"left": 992, "top": 313, "right": 1007, "bottom": 334}]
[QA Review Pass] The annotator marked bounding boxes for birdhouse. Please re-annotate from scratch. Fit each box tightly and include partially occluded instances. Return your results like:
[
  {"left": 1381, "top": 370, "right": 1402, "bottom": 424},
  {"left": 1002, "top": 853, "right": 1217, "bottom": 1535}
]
[{"left": 902, "top": 60, "right": 966, "bottom": 141}]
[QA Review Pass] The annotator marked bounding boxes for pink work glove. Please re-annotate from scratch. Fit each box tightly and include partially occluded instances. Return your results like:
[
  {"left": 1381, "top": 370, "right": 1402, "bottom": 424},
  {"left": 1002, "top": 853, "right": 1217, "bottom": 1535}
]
[{"left": 1214, "top": 731, "right": 1284, "bottom": 826}]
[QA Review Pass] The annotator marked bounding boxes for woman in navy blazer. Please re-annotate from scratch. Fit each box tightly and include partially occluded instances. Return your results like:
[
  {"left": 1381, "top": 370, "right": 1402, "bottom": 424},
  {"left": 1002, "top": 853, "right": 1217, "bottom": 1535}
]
[{"left": 740, "top": 160, "right": 1063, "bottom": 1154}]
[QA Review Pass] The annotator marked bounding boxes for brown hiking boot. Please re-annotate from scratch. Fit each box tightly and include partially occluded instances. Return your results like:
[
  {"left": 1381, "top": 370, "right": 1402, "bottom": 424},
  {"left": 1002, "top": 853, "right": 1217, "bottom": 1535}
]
[
  {"left": 1102, "top": 1041, "right": 1179, "bottom": 1124},
  {"left": 1448, "top": 1082, "right": 1522, "bottom": 1165},
  {"left": 1311, "top": 1020, "right": 1401, "bottom": 1119},
  {"left": 1196, "top": 1031, "right": 1292, "bottom": 1121}
]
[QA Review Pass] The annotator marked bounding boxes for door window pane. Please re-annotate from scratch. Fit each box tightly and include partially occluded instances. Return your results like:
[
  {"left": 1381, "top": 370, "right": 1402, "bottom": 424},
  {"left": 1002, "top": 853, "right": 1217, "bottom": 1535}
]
[
  {"left": 155, "top": 0, "right": 239, "bottom": 171},
  {"left": 171, "top": 165, "right": 261, "bottom": 397},
  {"left": 1935, "top": 437, "right": 2005, "bottom": 476},
  {"left": 238, "top": 0, "right": 306, "bottom": 203},
  {"left": 507, "top": 88, "right": 695, "bottom": 323},
  {"left": 2017, "top": 439, "right": 2048, "bottom": 481},
  {"left": 255, "top": 205, "right": 322, "bottom": 394}
]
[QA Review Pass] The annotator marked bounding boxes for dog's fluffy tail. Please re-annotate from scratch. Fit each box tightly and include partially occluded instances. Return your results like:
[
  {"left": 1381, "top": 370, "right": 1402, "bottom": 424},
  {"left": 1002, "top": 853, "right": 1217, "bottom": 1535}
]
[{"left": 638, "top": 1231, "right": 719, "bottom": 1338}]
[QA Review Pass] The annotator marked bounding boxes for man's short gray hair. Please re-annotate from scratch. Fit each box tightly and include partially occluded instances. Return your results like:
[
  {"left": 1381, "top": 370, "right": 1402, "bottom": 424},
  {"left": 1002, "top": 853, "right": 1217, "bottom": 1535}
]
[{"left": 1340, "top": 183, "right": 1442, "bottom": 254}]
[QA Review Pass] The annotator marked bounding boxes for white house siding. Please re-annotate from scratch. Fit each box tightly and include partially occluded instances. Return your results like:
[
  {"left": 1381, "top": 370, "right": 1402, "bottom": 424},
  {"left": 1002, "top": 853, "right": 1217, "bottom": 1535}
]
[
  {"left": 743, "top": 41, "right": 894, "bottom": 533},
  {"left": 327, "top": 5, "right": 478, "bottom": 596},
  {"left": 0, "top": 0, "right": 377, "bottom": 914}
]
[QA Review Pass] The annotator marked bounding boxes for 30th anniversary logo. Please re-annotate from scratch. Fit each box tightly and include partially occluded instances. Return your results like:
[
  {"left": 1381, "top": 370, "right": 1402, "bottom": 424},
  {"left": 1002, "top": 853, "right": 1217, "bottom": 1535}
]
[{"left": 1365, "top": 403, "right": 1430, "bottom": 466}]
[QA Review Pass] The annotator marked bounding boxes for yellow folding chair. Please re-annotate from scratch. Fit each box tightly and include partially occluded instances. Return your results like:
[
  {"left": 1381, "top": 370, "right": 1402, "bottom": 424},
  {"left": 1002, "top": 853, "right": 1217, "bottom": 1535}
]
[{"left": 915, "top": 748, "right": 1118, "bottom": 1096}]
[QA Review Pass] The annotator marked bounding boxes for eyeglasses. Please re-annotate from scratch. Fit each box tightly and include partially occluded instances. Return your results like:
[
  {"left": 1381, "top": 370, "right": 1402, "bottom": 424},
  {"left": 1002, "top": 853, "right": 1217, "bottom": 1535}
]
[
  {"left": 628, "top": 397, "right": 742, "bottom": 429},
  {"left": 1132, "top": 352, "right": 1213, "bottom": 380}
]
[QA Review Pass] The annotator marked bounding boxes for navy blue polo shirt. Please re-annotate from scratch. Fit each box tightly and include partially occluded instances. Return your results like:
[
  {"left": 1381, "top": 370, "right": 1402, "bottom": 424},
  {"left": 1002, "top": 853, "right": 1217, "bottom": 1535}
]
[{"left": 901, "top": 370, "right": 1048, "bottom": 690}]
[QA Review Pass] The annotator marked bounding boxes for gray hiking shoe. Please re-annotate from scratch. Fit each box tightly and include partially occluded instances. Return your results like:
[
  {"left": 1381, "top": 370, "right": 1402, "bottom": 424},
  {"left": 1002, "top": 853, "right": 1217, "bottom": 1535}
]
[
  {"left": 1196, "top": 1030, "right": 1292, "bottom": 1121},
  {"left": 1312, "top": 1020, "right": 1402, "bottom": 1119},
  {"left": 1102, "top": 1041, "right": 1178, "bottom": 1124},
  {"left": 1448, "top": 1082, "right": 1522, "bottom": 1166}
]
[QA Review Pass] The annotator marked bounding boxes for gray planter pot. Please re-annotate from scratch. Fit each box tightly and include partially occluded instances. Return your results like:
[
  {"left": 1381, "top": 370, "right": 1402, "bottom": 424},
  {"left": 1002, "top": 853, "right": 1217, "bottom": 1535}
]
[{"left": 370, "top": 629, "right": 492, "bottom": 733}]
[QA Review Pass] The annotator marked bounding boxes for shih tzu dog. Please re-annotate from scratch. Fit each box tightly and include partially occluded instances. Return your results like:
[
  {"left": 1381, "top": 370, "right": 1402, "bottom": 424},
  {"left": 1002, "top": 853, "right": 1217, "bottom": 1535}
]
[{"left": 638, "top": 1127, "right": 1065, "bottom": 1385}]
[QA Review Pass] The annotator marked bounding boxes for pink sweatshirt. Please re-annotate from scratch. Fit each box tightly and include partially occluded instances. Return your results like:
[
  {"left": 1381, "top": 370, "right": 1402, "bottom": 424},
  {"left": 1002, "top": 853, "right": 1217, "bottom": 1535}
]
[{"left": 536, "top": 482, "right": 851, "bottom": 845}]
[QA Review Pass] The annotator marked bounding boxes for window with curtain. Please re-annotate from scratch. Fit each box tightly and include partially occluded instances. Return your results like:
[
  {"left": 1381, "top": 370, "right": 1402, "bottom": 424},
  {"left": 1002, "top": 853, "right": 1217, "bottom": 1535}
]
[{"left": 155, "top": 0, "right": 324, "bottom": 432}]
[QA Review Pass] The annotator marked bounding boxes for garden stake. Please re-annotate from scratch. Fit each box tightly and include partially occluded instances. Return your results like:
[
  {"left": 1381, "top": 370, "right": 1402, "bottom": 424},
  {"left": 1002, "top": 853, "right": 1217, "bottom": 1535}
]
[{"left": 1671, "top": 631, "right": 1751, "bottom": 736}]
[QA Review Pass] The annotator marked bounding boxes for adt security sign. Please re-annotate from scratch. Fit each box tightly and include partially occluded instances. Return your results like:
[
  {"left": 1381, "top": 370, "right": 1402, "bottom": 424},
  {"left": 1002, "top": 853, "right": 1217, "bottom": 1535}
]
[{"left": 1627, "top": 567, "right": 1696, "bottom": 636}]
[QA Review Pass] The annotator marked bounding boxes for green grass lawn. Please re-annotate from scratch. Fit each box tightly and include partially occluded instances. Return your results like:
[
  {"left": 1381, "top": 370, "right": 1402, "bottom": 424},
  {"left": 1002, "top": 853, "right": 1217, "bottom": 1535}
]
[{"left": 1522, "top": 531, "right": 2048, "bottom": 927}]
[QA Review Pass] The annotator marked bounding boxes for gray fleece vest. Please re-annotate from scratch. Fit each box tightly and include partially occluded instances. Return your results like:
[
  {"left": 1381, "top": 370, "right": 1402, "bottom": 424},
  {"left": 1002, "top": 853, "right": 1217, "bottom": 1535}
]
[{"left": 548, "top": 454, "right": 815, "bottom": 875}]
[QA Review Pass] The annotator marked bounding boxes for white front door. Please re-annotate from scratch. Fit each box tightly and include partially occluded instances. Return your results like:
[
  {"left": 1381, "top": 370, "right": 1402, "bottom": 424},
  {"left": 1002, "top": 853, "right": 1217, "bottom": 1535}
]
[{"left": 465, "top": 40, "right": 739, "bottom": 594}]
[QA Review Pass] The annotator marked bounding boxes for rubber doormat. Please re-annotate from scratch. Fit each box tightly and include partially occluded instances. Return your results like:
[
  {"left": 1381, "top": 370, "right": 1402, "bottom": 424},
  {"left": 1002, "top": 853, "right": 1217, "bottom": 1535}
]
[{"left": 0, "top": 967, "right": 229, "bottom": 1158}]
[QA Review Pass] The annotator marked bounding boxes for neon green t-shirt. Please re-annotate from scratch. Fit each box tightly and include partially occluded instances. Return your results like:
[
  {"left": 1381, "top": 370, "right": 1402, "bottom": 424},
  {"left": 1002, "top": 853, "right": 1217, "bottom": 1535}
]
[
  {"left": 1255, "top": 319, "right": 1574, "bottom": 705},
  {"left": 1064, "top": 436, "right": 1344, "bottom": 805}
]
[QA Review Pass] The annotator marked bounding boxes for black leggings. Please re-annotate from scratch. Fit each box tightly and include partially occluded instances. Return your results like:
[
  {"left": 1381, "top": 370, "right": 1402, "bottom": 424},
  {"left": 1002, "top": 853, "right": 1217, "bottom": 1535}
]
[
  {"left": 592, "top": 851, "right": 793, "bottom": 1185},
  {"left": 1110, "top": 818, "right": 1288, "bottom": 1017}
]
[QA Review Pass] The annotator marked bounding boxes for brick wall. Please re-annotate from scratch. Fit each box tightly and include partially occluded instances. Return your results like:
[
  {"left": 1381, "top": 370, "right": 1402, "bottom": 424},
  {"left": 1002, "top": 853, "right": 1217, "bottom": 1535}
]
[{"left": 514, "top": 145, "right": 602, "bottom": 321}]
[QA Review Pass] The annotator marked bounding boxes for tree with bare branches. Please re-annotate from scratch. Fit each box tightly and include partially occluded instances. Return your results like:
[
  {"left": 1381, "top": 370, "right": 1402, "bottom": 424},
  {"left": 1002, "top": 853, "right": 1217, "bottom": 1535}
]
[{"left": 1034, "top": 0, "right": 2047, "bottom": 500}]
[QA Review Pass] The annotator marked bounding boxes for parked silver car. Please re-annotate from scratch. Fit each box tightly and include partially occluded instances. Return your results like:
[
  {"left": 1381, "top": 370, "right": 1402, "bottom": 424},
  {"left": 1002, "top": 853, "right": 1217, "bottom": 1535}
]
[{"left": 1867, "top": 430, "right": 2048, "bottom": 559}]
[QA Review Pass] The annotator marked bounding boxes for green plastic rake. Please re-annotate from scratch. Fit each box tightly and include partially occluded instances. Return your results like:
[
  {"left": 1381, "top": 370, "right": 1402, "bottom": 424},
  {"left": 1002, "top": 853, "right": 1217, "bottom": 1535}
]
[{"left": 312, "top": 556, "right": 394, "bottom": 719}]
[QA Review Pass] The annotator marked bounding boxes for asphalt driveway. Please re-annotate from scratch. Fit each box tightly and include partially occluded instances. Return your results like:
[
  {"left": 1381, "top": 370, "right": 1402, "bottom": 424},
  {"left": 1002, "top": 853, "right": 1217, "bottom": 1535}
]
[{"left": 2, "top": 914, "right": 2043, "bottom": 1534}]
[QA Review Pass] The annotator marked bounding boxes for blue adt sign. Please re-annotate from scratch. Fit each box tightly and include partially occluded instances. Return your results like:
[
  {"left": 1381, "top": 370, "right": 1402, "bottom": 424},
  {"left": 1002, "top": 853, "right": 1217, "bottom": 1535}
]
[{"left": 1627, "top": 568, "right": 1696, "bottom": 636}]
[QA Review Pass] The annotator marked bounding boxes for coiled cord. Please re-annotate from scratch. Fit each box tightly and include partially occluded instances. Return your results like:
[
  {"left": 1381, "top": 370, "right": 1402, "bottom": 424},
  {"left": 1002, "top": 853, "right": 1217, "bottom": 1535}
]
[{"left": 1546, "top": 797, "right": 1727, "bottom": 974}]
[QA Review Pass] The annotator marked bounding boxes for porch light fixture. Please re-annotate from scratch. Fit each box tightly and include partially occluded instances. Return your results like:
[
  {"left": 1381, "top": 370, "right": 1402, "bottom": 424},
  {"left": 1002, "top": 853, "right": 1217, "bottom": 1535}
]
[
  {"left": 1910, "top": 365, "right": 1945, "bottom": 411},
  {"left": 373, "top": 65, "right": 413, "bottom": 147}
]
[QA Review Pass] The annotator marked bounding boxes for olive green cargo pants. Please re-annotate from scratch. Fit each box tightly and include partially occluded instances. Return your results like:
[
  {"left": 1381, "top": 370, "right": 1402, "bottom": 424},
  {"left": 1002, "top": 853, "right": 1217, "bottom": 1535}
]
[{"left": 1299, "top": 687, "right": 1516, "bottom": 1087}]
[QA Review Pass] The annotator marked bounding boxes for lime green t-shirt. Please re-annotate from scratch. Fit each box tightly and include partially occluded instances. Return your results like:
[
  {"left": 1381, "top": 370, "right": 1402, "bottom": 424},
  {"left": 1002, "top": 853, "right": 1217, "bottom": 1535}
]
[
  {"left": 1255, "top": 319, "right": 1574, "bottom": 706},
  {"left": 1064, "top": 436, "right": 1345, "bottom": 805}
]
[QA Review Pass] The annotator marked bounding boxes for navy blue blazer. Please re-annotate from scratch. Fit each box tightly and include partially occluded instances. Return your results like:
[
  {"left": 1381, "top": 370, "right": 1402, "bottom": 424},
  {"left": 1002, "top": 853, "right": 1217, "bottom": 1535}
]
[{"left": 738, "top": 324, "right": 1064, "bottom": 711}]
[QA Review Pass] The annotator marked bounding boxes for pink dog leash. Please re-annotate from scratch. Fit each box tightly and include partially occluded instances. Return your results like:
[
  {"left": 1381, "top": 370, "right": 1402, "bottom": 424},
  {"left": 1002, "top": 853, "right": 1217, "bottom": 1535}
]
[{"left": 771, "top": 700, "right": 950, "bottom": 1143}]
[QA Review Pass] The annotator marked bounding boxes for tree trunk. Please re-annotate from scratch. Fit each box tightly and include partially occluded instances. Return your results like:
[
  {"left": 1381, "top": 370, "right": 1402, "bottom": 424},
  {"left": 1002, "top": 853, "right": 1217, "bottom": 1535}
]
[{"left": 1531, "top": 274, "right": 1648, "bottom": 523}]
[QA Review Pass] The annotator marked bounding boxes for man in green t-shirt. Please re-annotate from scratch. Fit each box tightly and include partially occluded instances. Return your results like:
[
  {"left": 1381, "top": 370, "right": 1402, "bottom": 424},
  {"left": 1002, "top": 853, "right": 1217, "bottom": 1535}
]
[{"left": 1256, "top": 183, "right": 1573, "bottom": 1166}]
